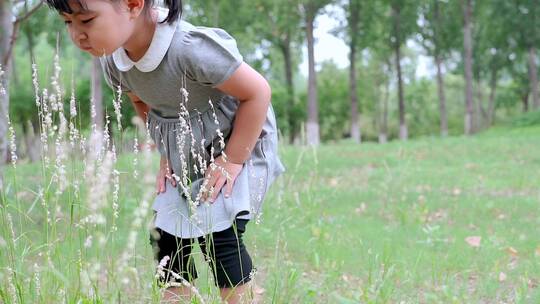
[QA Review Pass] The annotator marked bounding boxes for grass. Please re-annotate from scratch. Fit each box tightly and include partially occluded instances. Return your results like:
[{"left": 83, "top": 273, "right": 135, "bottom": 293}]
[
  {"left": 252, "top": 125, "right": 540, "bottom": 303},
  {"left": 1, "top": 125, "right": 540, "bottom": 303}
]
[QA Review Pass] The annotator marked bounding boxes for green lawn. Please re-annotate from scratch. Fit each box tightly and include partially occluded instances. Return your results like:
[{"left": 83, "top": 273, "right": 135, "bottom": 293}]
[
  {"left": 1, "top": 125, "right": 540, "bottom": 303},
  {"left": 253, "top": 125, "right": 540, "bottom": 303}
]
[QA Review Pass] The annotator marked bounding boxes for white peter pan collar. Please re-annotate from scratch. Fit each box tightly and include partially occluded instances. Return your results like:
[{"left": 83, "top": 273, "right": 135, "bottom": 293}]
[{"left": 112, "top": 8, "right": 177, "bottom": 72}]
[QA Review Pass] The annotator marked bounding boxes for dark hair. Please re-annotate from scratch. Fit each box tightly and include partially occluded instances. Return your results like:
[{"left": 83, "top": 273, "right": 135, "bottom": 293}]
[{"left": 45, "top": 0, "right": 182, "bottom": 25}]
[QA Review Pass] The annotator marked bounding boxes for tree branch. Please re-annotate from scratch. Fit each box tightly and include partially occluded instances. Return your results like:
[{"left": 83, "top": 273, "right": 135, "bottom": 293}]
[
  {"left": 2, "top": 1, "right": 44, "bottom": 67},
  {"left": 15, "top": 0, "right": 44, "bottom": 24}
]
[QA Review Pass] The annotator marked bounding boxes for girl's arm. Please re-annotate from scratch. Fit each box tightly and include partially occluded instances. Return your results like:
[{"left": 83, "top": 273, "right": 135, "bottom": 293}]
[
  {"left": 202, "top": 62, "right": 270, "bottom": 202},
  {"left": 215, "top": 62, "right": 271, "bottom": 164},
  {"left": 127, "top": 92, "right": 150, "bottom": 122}
]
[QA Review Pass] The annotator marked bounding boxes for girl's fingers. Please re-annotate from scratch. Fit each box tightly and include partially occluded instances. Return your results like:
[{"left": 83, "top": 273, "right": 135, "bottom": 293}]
[
  {"left": 168, "top": 167, "right": 176, "bottom": 187},
  {"left": 202, "top": 178, "right": 216, "bottom": 202},
  {"left": 224, "top": 176, "right": 234, "bottom": 198},
  {"left": 209, "top": 176, "right": 226, "bottom": 203},
  {"left": 156, "top": 175, "right": 165, "bottom": 194}
]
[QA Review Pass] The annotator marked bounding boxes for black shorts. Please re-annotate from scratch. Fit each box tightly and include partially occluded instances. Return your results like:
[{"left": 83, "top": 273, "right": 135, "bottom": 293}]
[{"left": 149, "top": 218, "right": 253, "bottom": 288}]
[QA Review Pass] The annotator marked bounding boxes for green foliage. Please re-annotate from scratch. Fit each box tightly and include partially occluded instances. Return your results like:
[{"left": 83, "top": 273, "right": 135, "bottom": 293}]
[
  {"left": 4, "top": 0, "right": 538, "bottom": 146},
  {"left": 317, "top": 61, "right": 349, "bottom": 141},
  {"left": 511, "top": 110, "right": 540, "bottom": 127}
]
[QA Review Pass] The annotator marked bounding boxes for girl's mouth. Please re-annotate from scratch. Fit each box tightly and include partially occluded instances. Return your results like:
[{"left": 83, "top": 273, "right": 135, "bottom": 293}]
[{"left": 80, "top": 45, "right": 93, "bottom": 51}]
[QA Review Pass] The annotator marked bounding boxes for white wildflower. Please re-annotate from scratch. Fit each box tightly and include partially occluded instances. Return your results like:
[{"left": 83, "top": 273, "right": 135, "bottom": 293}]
[
  {"left": 0, "top": 65, "right": 6, "bottom": 96},
  {"left": 69, "top": 88, "right": 77, "bottom": 117},
  {"left": 7, "top": 116, "right": 17, "bottom": 167},
  {"left": 31, "top": 63, "right": 40, "bottom": 107},
  {"left": 33, "top": 263, "right": 41, "bottom": 298},
  {"left": 84, "top": 235, "right": 93, "bottom": 248},
  {"left": 156, "top": 255, "right": 170, "bottom": 279},
  {"left": 6, "top": 267, "right": 18, "bottom": 304},
  {"left": 54, "top": 138, "right": 68, "bottom": 195},
  {"left": 113, "top": 84, "right": 123, "bottom": 131},
  {"left": 133, "top": 137, "right": 139, "bottom": 179}
]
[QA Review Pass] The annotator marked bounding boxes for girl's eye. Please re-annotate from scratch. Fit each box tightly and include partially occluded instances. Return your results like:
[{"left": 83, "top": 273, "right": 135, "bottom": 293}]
[
  {"left": 81, "top": 17, "right": 94, "bottom": 24},
  {"left": 64, "top": 20, "right": 72, "bottom": 25}
]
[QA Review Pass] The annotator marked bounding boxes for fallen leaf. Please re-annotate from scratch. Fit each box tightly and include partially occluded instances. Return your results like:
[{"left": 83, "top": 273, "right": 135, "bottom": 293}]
[
  {"left": 507, "top": 246, "right": 519, "bottom": 257},
  {"left": 535, "top": 246, "right": 540, "bottom": 257},
  {"left": 499, "top": 272, "right": 507, "bottom": 282},
  {"left": 453, "top": 188, "right": 462, "bottom": 196},
  {"left": 465, "top": 163, "right": 477, "bottom": 169},
  {"left": 355, "top": 203, "right": 367, "bottom": 215},
  {"left": 465, "top": 236, "right": 482, "bottom": 247}
]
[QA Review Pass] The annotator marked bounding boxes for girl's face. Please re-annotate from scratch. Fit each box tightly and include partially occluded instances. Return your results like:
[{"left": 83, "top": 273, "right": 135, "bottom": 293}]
[{"left": 61, "top": 0, "right": 136, "bottom": 56}]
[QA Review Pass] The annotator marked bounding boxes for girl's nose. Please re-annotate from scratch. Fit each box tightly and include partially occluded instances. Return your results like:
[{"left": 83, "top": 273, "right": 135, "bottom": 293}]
[
  {"left": 69, "top": 27, "right": 88, "bottom": 45},
  {"left": 77, "top": 31, "right": 88, "bottom": 43}
]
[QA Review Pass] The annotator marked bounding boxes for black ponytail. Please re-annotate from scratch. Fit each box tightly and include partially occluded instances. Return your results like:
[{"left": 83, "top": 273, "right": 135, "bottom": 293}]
[
  {"left": 46, "top": 0, "right": 182, "bottom": 25},
  {"left": 160, "top": 0, "right": 182, "bottom": 24}
]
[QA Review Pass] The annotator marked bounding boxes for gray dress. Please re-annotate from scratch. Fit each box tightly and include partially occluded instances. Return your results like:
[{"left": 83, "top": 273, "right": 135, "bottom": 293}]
[{"left": 100, "top": 10, "right": 285, "bottom": 238}]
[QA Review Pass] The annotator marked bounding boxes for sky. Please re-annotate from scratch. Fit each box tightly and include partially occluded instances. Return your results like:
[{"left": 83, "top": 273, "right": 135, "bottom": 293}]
[{"left": 299, "top": 7, "right": 432, "bottom": 79}]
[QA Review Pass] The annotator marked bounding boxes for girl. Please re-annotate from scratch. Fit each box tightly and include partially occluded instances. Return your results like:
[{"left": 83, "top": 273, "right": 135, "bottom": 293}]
[{"left": 46, "top": 0, "right": 285, "bottom": 303}]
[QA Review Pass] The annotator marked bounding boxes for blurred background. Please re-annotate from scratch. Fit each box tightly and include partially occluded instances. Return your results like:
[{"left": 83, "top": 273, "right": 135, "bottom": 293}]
[{"left": 0, "top": 0, "right": 539, "bottom": 159}]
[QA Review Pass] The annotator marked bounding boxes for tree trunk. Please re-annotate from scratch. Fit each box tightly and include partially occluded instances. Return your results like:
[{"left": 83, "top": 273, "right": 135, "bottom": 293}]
[
  {"left": 462, "top": 0, "right": 474, "bottom": 135},
  {"left": 305, "top": 12, "right": 320, "bottom": 145},
  {"left": 348, "top": 0, "right": 361, "bottom": 143},
  {"left": 522, "top": 91, "right": 529, "bottom": 112},
  {"left": 487, "top": 68, "right": 497, "bottom": 125},
  {"left": 23, "top": 120, "right": 40, "bottom": 162},
  {"left": 91, "top": 57, "right": 104, "bottom": 130},
  {"left": 476, "top": 80, "right": 487, "bottom": 130},
  {"left": 435, "top": 55, "right": 448, "bottom": 136},
  {"left": 25, "top": 24, "right": 36, "bottom": 64},
  {"left": 392, "top": 4, "right": 407, "bottom": 140},
  {"left": 379, "top": 76, "right": 390, "bottom": 144},
  {"left": 0, "top": 0, "right": 14, "bottom": 167},
  {"left": 528, "top": 46, "right": 539, "bottom": 109},
  {"left": 279, "top": 35, "right": 296, "bottom": 144},
  {"left": 349, "top": 43, "right": 361, "bottom": 143}
]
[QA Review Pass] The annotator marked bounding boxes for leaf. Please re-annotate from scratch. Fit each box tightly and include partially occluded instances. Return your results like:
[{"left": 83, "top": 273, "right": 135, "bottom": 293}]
[
  {"left": 499, "top": 272, "right": 507, "bottom": 282},
  {"left": 507, "top": 246, "right": 519, "bottom": 257},
  {"left": 355, "top": 202, "right": 367, "bottom": 215},
  {"left": 465, "top": 236, "right": 481, "bottom": 247}
]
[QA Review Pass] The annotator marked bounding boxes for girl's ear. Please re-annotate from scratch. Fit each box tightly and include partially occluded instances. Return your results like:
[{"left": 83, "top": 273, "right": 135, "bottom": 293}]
[{"left": 124, "top": 0, "right": 145, "bottom": 18}]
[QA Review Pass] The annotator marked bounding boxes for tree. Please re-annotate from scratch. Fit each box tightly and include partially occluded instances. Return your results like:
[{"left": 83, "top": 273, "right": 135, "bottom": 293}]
[
  {"left": 0, "top": 0, "right": 44, "bottom": 168},
  {"left": 252, "top": 0, "right": 303, "bottom": 143},
  {"left": 513, "top": 0, "right": 540, "bottom": 109},
  {"left": 462, "top": 0, "right": 475, "bottom": 134},
  {"left": 471, "top": 0, "right": 514, "bottom": 126},
  {"left": 386, "top": 0, "right": 418, "bottom": 140},
  {"left": 418, "top": 0, "right": 460, "bottom": 136},
  {"left": 300, "top": 0, "right": 333, "bottom": 146},
  {"left": 336, "top": 0, "right": 376, "bottom": 143}
]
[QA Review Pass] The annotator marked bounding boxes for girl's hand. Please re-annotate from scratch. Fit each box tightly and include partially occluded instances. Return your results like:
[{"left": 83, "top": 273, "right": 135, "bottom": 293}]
[
  {"left": 156, "top": 156, "right": 176, "bottom": 194},
  {"left": 203, "top": 155, "right": 243, "bottom": 203}
]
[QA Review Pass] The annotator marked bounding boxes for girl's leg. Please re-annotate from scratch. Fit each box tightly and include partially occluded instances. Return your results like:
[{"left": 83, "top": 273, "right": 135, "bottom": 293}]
[
  {"left": 199, "top": 219, "right": 255, "bottom": 304},
  {"left": 219, "top": 282, "right": 255, "bottom": 304},
  {"left": 149, "top": 227, "right": 199, "bottom": 303},
  {"left": 162, "top": 286, "right": 194, "bottom": 303}
]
